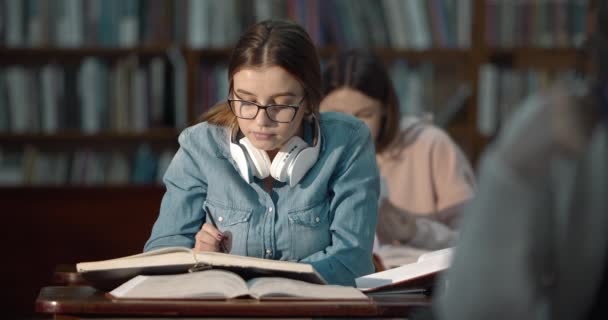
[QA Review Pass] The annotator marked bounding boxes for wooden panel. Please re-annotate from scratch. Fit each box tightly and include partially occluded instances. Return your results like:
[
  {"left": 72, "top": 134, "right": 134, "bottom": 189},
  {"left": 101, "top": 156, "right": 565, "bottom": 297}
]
[{"left": 0, "top": 186, "right": 165, "bottom": 317}]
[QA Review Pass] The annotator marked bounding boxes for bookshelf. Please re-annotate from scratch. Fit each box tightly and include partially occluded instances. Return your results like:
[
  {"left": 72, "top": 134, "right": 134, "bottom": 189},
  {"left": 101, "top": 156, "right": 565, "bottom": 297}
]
[{"left": 0, "top": 0, "right": 588, "bottom": 184}]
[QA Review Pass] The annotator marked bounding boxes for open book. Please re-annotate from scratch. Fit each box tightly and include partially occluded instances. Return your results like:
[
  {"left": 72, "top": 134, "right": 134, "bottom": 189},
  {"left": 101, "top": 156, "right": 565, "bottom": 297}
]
[
  {"left": 355, "top": 247, "right": 452, "bottom": 295},
  {"left": 109, "top": 269, "right": 367, "bottom": 300},
  {"left": 374, "top": 244, "right": 432, "bottom": 269},
  {"left": 77, "top": 247, "right": 325, "bottom": 291}
]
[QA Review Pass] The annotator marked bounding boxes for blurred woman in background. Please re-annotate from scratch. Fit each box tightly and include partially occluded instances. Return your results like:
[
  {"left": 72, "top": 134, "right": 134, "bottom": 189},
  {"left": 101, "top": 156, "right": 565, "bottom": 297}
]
[{"left": 321, "top": 50, "right": 476, "bottom": 265}]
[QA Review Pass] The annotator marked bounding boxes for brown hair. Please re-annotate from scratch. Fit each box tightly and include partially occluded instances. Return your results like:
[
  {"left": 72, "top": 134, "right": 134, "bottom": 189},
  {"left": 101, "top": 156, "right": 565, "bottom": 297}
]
[
  {"left": 200, "top": 20, "right": 322, "bottom": 127},
  {"left": 322, "top": 50, "right": 400, "bottom": 154}
]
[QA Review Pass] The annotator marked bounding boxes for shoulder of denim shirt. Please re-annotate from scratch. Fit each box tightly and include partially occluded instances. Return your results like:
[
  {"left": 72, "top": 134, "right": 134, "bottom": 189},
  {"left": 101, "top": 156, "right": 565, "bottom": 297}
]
[
  {"left": 177, "top": 121, "right": 231, "bottom": 158},
  {"left": 319, "top": 111, "right": 371, "bottom": 145}
]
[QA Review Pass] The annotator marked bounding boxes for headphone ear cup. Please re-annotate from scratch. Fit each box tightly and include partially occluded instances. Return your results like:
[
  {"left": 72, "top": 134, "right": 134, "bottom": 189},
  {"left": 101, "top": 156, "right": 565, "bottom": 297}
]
[
  {"left": 287, "top": 145, "right": 320, "bottom": 187},
  {"left": 229, "top": 141, "right": 252, "bottom": 183},
  {"left": 270, "top": 117, "right": 322, "bottom": 186},
  {"left": 239, "top": 137, "right": 271, "bottom": 179},
  {"left": 270, "top": 136, "right": 308, "bottom": 183}
]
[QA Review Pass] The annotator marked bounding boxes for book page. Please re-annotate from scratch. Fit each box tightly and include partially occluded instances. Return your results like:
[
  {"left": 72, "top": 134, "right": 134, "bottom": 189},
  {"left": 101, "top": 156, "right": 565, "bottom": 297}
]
[
  {"left": 77, "top": 247, "right": 326, "bottom": 291},
  {"left": 77, "top": 246, "right": 321, "bottom": 280},
  {"left": 355, "top": 248, "right": 451, "bottom": 291},
  {"left": 417, "top": 247, "right": 453, "bottom": 262},
  {"left": 77, "top": 250, "right": 195, "bottom": 272},
  {"left": 374, "top": 244, "right": 431, "bottom": 268},
  {"left": 246, "top": 277, "right": 367, "bottom": 300},
  {"left": 195, "top": 251, "right": 318, "bottom": 275},
  {"left": 109, "top": 269, "right": 249, "bottom": 299},
  {"left": 76, "top": 247, "right": 195, "bottom": 272}
]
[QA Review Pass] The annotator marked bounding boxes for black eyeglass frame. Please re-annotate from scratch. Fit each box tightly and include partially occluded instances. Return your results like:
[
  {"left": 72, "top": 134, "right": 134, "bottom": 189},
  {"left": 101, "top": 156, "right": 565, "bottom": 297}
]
[{"left": 227, "top": 96, "right": 306, "bottom": 123}]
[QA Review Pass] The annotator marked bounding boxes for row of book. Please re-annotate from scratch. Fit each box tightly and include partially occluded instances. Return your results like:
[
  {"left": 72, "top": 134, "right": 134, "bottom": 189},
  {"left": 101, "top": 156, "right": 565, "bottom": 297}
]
[
  {"left": 1, "top": 0, "right": 172, "bottom": 48},
  {"left": 1, "top": 55, "right": 471, "bottom": 135},
  {"left": 195, "top": 60, "right": 471, "bottom": 129},
  {"left": 235, "top": 0, "right": 474, "bottom": 49},
  {"left": 0, "top": 0, "right": 473, "bottom": 49},
  {"left": 389, "top": 60, "right": 471, "bottom": 127},
  {"left": 477, "top": 65, "right": 577, "bottom": 136},
  {"left": 0, "top": 51, "right": 189, "bottom": 134},
  {"left": 485, "top": 0, "right": 588, "bottom": 48},
  {"left": 0, "top": 144, "right": 175, "bottom": 186}
]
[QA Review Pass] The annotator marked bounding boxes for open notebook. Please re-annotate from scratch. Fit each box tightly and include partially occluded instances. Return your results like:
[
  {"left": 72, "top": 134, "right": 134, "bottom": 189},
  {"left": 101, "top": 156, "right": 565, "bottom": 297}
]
[
  {"left": 77, "top": 247, "right": 325, "bottom": 291},
  {"left": 109, "top": 269, "right": 367, "bottom": 300}
]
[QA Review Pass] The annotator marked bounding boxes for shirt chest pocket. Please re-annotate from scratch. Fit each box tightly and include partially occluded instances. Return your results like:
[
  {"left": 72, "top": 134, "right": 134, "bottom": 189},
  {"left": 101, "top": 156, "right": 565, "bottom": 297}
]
[
  {"left": 287, "top": 200, "right": 331, "bottom": 260},
  {"left": 204, "top": 200, "right": 253, "bottom": 257}
]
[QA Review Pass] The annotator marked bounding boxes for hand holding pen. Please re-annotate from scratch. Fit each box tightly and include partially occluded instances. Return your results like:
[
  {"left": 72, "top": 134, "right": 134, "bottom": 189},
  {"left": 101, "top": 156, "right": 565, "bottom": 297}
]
[{"left": 194, "top": 207, "right": 230, "bottom": 253}]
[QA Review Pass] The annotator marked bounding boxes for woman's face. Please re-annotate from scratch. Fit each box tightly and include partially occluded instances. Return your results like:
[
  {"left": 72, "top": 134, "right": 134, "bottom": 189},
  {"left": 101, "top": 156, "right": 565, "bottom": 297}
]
[
  {"left": 320, "top": 87, "right": 384, "bottom": 142},
  {"left": 232, "top": 66, "right": 307, "bottom": 156}
]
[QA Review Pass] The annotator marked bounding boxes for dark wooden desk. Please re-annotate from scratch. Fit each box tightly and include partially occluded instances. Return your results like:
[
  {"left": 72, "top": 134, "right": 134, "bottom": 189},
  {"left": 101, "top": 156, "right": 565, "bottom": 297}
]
[{"left": 36, "top": 286, "right": 430, "bottom": 319}]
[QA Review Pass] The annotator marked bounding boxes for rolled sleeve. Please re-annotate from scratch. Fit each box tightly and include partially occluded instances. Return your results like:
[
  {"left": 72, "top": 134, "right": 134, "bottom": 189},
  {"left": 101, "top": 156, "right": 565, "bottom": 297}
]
[{"left": 144, "top": 129, "right": 208, "bottom": 252}]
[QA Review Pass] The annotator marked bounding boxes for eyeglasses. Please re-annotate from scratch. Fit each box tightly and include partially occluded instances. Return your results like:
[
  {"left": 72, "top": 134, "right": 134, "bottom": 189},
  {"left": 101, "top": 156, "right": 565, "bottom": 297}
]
[{"left": 227, "top": 98, "right": 304, "bottom": 123}]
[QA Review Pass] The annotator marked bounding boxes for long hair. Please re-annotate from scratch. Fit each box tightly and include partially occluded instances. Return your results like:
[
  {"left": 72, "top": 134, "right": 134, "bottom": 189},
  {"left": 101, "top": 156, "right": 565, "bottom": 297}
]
[
  {"left": 199, "top": 20, "right": 322, "bottom": 127},
  {"left": 322, "top": 50, "right": 400, "bottom": 154}
]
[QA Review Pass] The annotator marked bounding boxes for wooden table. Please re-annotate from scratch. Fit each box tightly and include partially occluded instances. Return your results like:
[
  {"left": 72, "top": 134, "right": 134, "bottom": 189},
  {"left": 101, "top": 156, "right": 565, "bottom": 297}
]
[{"left": 36, "top": 286, "right": 431, "bottom": 319}]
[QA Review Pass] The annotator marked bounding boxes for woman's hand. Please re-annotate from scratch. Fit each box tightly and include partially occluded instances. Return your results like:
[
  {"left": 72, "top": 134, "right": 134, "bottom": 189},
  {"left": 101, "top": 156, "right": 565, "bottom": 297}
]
[
  {"left": 194, "top": 223, "right": 228, "bottom": 252},
  {"left": 377, "top": 199, "right": 418, "bottom": 244}
]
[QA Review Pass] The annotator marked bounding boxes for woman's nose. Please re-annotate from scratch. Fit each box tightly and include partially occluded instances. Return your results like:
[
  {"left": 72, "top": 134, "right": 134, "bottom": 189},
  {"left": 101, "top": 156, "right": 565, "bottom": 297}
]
[{"left": 255, "top": 108, "right": 273, "bottom": 125}]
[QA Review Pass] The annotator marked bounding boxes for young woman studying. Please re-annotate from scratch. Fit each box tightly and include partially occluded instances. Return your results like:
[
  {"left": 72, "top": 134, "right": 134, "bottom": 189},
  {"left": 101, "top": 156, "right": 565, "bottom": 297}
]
[{"left": 144, "top": 20, "right": 380, "bottom": 286}]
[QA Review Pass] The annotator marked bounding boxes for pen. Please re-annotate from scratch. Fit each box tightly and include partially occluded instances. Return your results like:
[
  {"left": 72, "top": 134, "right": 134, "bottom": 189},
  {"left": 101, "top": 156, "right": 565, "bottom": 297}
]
[{"left": 203, "top": 206, "right": 229, "bottom": 253}]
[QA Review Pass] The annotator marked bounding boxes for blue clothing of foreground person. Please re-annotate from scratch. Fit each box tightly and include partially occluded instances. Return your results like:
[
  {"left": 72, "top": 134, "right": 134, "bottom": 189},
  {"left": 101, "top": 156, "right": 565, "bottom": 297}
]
[{"left": 144, "top": 20, "right": 379, "bottom": 286}]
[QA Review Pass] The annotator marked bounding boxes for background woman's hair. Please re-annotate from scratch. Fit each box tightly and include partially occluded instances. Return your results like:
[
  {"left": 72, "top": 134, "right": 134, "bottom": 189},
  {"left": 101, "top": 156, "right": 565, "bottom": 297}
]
[
  {"left": 199, "top": 20, "right": 322, "bottom": 127},
  {"left": 321, "top": 49, "right": 400, "bottom": 154}
]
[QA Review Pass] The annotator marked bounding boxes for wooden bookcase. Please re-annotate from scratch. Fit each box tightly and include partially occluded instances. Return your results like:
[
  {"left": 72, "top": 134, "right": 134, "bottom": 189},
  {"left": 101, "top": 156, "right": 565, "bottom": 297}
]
[{"left": 0, "top": 0, "right": 585, "bottom": 176}]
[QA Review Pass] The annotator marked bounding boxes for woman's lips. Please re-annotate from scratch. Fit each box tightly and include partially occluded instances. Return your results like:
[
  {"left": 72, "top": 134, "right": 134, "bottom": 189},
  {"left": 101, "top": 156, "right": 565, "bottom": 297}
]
[{"left": 252, "top": 132, "right": 274, "bottom": 140}]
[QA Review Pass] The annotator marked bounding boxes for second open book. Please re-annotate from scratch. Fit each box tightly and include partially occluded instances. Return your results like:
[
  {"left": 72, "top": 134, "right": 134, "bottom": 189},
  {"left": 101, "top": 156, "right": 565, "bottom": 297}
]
[{"left": 109, "top": 269, "right": 367, "bottom": 300}]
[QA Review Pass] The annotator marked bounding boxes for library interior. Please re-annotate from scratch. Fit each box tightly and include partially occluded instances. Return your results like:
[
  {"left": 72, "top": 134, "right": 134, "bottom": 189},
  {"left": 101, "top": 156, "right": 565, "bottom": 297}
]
[{"left": 0, "top": 0, "right": 598, "bottom": 319}]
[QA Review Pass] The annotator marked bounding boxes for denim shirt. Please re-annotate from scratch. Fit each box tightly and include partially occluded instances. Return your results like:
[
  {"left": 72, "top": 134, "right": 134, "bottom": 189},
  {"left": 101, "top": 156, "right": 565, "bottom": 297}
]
[{"left": 144, "top": 112, "right": 379, "bottom": 286}]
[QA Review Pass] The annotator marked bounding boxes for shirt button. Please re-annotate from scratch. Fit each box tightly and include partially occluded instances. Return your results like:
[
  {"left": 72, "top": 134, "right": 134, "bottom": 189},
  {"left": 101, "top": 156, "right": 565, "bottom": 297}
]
[
  {"left": 268, "top": 207, "right": 273, "bottom": 213},
  {"left": 218, "top": 216, "right": 224, "bottom": 222},
  {"left": 315, "top": 217, "right": 320, "bottom": 223}
]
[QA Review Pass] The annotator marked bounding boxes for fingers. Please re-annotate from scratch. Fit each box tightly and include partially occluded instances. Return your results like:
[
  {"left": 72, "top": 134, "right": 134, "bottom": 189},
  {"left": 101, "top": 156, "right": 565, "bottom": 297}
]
[
  {"left": 194, "top": 231, "right": 219, "bottom": 252},
  {"left": 193, "top": 223, "right": 225, "bottom": 252},
  {"left": 202, "top": 223, "right": 224, "bottom": 241}
]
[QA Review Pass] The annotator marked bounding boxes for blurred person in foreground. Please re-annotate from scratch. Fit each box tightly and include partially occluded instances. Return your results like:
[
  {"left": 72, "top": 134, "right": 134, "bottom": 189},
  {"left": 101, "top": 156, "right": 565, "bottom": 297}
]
[{"left": 432, "top": 1, "right": 608, "bottom": 319}]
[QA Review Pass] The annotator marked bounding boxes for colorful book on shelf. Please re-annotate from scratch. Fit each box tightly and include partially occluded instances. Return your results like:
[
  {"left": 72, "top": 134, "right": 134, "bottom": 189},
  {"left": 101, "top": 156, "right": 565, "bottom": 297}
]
[
  {"left": 108, "top": 269, "right": 367, "bottom": 301},
  {"left": 77, "top": 246, "right": 326, "bottom": 291},
  {"left": 355, "top": 247, "right": 452, "bottom": 295}
]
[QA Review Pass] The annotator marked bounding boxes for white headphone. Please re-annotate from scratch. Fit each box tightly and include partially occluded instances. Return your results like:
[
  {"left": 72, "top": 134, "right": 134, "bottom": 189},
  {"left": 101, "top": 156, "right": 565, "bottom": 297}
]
[{"left": 229, "top": 116, "right": 321, "bottom": 187}]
